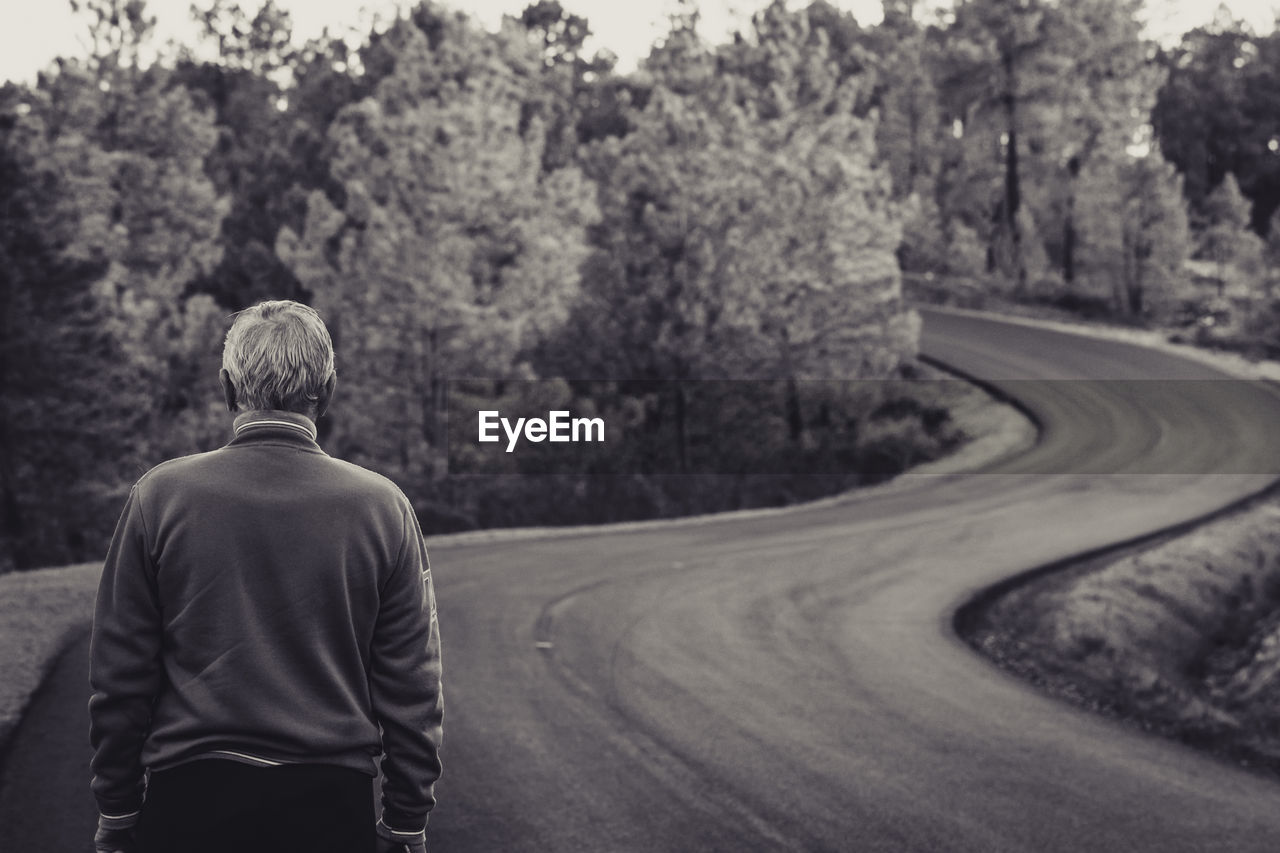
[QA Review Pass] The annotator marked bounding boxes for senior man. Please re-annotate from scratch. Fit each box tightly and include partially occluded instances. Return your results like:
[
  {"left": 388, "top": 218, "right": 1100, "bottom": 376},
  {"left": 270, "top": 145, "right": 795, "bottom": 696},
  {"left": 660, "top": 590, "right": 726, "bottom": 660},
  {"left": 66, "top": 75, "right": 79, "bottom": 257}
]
[{"left": 89, "top": 300, "right": 442, "bottom": 853}]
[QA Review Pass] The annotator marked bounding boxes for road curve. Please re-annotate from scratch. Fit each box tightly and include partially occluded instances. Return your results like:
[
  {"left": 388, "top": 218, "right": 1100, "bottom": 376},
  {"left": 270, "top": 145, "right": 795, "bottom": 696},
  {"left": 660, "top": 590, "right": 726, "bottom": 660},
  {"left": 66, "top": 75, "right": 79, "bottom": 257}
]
[{"left": 5, "top": 309, "right": 1280, "bottom": 852}]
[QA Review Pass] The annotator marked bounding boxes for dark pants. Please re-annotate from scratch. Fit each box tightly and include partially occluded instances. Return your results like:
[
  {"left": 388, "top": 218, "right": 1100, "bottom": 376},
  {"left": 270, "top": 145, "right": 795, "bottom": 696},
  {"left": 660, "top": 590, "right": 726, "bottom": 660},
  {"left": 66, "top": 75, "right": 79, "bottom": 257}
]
[{"left": 136, "top": 759, "right": 376, "bottom": 853}]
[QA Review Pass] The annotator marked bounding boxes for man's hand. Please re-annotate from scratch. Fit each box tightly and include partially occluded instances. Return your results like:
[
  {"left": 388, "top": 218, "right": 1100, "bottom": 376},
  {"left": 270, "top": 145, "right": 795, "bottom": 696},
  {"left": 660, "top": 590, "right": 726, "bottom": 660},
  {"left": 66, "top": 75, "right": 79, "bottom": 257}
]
[
  {"left": 93, "top": 823, "right": 137, "bottom": 853},
  {"left": 376, "top": 818, "right": 427, "bottom": 853}
]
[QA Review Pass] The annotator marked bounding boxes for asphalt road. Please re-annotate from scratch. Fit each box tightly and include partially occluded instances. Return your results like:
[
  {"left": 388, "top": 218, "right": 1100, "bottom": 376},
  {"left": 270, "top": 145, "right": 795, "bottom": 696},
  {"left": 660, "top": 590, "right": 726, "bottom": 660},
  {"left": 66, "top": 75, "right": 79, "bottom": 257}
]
[{"left": 5, "top": 309, "right": 1280, "bottom": 852}]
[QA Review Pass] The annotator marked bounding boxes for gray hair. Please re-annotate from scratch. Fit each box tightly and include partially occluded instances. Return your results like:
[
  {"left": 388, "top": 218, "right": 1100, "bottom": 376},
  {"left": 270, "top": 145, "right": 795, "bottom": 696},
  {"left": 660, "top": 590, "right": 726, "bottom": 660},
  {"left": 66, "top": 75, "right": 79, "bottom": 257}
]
[{"left": 222, "top": 300, "right": 336, "bottom": 413}]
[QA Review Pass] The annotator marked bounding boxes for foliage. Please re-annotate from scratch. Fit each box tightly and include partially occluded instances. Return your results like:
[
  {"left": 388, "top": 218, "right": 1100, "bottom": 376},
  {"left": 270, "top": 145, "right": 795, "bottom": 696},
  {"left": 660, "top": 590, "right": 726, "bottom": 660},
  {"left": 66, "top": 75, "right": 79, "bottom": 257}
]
[
  {"left": 276, "top": 7, "right": 599, "bottom": 493},
  {"left": 0, "top": 2, "right": 226, "bottom": 569},
  {"left": 1079, "top": 152, "right": 1191, "bottom": 317},
  {"left": 872, "top": 2, "right": 942, "bottom": 202},
  {"left": 933, "top": 0, "right": 1072, "bottom": 291},
  {"left": 1153, "top": 11, "right": 1280, "bottom": 233},
  {"left": 1035, "top": 0, "right": 1163, "bottom": 287},
  {"left": 563, "top": 1, "right": 914, "bottom": 385},
  {"left": 7, "top": 0, "right": 1280, "bottom": 567},
  {"left": 1198, "top": 173, "right": 1267, "bottom": 290},
  {"left": 930, "top": 0, "right": 1168, "bottom": 300}
]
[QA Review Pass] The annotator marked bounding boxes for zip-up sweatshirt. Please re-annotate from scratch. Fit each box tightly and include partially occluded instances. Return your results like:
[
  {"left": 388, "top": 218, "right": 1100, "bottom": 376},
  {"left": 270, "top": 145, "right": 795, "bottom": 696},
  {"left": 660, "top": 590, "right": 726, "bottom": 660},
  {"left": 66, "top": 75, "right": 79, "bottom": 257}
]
[{"left": 88, "top": 410, "right": 443, "bottom": 837}]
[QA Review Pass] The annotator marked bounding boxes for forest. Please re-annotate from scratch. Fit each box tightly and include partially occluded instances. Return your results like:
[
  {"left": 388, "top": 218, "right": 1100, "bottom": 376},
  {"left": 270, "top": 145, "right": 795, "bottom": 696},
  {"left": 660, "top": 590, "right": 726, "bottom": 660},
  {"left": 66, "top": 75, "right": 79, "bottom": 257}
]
[{"left": 2, "top": 0, "right": 1278, "bottom": 571}]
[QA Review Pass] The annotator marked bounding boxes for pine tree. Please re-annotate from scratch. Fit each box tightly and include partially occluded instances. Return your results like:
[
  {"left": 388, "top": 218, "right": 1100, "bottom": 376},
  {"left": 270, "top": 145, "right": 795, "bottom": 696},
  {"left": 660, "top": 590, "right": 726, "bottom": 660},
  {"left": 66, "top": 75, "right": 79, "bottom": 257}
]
[
  {"left": 571, "top": 1, "right": 913, "bottom": 385},
  {"left": 1198, "top": 172, "right": 1267, "bottom": 297},
  {"left": 558, "top": 1, "right": 914, "bottom": 464},
  {"left": 1266, "top": 207, "right": 1280, "bottom": 272},
  {"left": 1078, "top": 152, "right": 1191, "bottom": 316},
  {"left": 1040, "top": 0, "right": 1163, "bottom": 286},
  {"left": 869, "top": 0, "right": 949, "bottom": 274},
  {"left": 936, "top": 0, "right": 1072, "bottom": 292},
  {"left": 1154, "top": 11, "right": 1280, "bottom": 233},
  {"left": 276, "top": 7, "right": 598, "bottom": 490},
  {"left": 0, "top": 3, "right": 227, "bottom": 567}
]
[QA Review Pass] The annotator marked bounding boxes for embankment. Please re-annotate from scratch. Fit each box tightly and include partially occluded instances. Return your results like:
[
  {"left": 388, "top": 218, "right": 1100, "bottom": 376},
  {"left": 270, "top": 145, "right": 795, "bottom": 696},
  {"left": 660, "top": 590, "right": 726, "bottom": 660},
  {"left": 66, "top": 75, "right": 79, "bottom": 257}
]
[{"left": 961, "top": 493, "right": 1280, "bottom": 770}]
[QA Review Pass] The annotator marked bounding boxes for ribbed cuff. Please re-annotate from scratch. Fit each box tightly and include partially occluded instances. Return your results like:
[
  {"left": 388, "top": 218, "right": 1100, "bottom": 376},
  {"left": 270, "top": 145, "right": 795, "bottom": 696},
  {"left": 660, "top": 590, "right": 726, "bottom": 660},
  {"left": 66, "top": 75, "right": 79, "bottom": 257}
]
[
  {"left": 377, "top": 816, "right": 427, "bottom": 847},
  {"left": 96, "top": 790, "right": 145, "bottom": 817}
]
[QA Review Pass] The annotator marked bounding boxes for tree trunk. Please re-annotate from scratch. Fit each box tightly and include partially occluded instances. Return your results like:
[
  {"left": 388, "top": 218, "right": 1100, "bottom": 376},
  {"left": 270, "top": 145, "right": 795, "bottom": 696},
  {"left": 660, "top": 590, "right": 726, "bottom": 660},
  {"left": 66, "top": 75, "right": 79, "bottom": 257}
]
[
  {"left": 1002, "top": 48, "right": 1025, "bottom": 293},
  {"left": 1128, "top": 262, "right": 1145, "bottom": 316},
  {"left": 674, "top": 383, "right": 688, "bottom": 474},
  {"left": 1117, "top": 232, "right": 1132, "bottom": 315},
  {"left": 1063, "top": 210, "right": 1076, "bottom": 284},
  {"left": 780, "top": 329, "right": 803, "bottom": 447},
  {"left": 907, "top": 81, "right": 921, "bottom": 192},
  {"left": 786, "top": 377, "right": 803, "bottom": 446},
  {"left": 1126, "top": 226, "right": 1149, "bottom": 317},
  {"left": 0, "top": 433, "right": 25, "bottom": 571},
  {"left": 1063, "top": 156, "right": 1080, "bottom": 284},
  {"left": 421, "top": 324, "right": 438, "bottom": 448}
]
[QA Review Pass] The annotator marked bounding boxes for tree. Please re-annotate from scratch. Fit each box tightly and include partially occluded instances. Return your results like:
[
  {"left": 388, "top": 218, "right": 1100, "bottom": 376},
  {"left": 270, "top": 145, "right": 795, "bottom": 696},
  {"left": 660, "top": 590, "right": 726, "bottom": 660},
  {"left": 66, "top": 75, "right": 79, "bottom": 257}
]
[
  {"left": 717, "top": 2, "right": 916, "bottom": 380},
  {"left": 519, "top": 0, "right": 590, "bottom": 66},
  {"left": 556, "top": 2, "right": 914, "bottom": 464},
  {"left": 276, "top": 7, "right": 598, "bottom": 491},
  {"left": 866, "top": 1, "right": 948, "bottom": 272},
  {"left": 513, "top": 0, "right": 620, "bottom": 169},
  {"left": 1038, "top": 0, "right": 1163, "bottom": 286},
  {"left": 1153, "top": 9, "right": 1280, "bottom": 233},
  {"left": 1267, "top": 207, "right": 1280, "bottom": 272},
  {"left": 804, "top": 0, "right": 873, "bottom": 86},
  {"left": 0, "top": 1, "right": 227, "bottom": 568},
  {"left": 1198, "top": 172, "right": 1267, "bottom": 297},
  {"left": 872, "top": 0, "right": 942, "bottom": 200},
  {"left": 936, "top": 0, "right": 1072, "bottom": 292},
  {"left": 1078, "top": 152, "right": 1190, "bottom": 316},
  {"left": 190, "top": 0, "right": 295, "bottom": 77},
  {"left": 176, "top": 1, "right": 385, "bottom": 309},
  {"left": 0, "top": 81, "right": 140, "bottom": 569},
  {"left": 573, "top": 2, "right": 913, "bottom": 383},
  {"left": 70, "top": 0, "right": 157, "bottom": 81}
]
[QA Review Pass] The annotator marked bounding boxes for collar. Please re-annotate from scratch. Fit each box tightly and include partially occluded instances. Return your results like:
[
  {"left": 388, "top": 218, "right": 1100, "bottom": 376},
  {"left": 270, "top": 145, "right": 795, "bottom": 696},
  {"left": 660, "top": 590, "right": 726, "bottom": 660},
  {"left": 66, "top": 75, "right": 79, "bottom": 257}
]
[{"left": 231, "top": 409, "right": 319, "bottom": 442}]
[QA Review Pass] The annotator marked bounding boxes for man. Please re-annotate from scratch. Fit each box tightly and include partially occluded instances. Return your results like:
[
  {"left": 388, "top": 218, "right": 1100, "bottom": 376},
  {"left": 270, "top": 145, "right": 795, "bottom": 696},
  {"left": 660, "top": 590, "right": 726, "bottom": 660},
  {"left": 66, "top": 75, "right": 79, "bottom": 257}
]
[{"left": 89, "top": 300, "right": 443, "bottom": 853}]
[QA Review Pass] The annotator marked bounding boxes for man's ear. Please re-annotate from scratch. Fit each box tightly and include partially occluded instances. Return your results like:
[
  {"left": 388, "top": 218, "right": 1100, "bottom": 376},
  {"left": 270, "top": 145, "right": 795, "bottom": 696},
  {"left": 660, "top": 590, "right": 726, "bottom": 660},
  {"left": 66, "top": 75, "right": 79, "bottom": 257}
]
[
  {"left": 219, "top": 369, "right": 238, "bottom": 413},
  {"left": 316, "top": 372, "right": 337, "bottom": 419}
]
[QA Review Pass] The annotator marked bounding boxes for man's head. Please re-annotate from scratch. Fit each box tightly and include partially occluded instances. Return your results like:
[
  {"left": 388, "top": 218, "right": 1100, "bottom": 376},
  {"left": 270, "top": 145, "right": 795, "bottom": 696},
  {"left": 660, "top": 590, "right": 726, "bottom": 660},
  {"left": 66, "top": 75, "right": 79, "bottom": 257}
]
[{"left": 220, "top": 300, "right": 337, "bottom": 419}]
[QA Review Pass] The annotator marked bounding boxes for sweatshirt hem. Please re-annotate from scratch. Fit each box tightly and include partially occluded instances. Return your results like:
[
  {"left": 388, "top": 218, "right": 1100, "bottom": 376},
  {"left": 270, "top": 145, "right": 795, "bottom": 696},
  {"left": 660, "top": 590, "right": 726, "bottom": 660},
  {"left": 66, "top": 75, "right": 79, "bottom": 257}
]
[{"left": 150, "top": 749, "right": 379, "bottom": 777}]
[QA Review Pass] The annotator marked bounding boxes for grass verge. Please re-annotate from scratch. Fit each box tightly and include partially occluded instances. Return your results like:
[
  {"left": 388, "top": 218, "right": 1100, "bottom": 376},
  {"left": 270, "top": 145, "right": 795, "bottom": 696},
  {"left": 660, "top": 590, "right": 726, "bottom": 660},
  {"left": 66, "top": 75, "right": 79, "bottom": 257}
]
[{"left": 0, "top": 563, "right": 102, "bottom": 764}]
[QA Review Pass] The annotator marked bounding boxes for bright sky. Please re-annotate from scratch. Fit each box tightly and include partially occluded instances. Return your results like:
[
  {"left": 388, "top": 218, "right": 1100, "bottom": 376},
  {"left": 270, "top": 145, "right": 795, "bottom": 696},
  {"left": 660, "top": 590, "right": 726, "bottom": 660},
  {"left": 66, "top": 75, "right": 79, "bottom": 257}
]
[{"left": 1, "top": 0, "right": 1277, "bottom": 85}]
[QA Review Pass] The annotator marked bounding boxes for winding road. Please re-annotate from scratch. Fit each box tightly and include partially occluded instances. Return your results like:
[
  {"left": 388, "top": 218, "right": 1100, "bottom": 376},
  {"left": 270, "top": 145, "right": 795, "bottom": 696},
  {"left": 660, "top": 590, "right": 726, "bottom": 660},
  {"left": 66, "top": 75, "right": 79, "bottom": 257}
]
[{"left": 5, "top": 309, "right": 1280, "bottom": 852}]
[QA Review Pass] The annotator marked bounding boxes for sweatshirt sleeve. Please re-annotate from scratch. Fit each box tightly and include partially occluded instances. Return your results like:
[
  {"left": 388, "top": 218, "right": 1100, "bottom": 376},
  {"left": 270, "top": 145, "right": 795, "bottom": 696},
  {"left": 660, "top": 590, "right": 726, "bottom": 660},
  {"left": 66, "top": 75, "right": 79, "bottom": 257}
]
[
  {"left": 371, "top": 499, "right": 444, "bottom": 834},
  {"left": 88, "top": 484, "right": 163, "bottom": 820}
]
